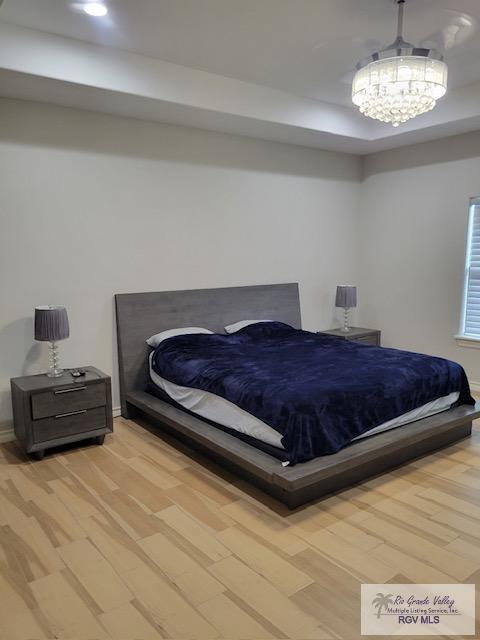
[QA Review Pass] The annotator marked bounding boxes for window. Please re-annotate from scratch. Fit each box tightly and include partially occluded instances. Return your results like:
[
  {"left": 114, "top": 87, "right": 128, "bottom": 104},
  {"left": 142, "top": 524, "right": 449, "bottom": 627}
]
[{"left": 460, "top": 197, "right": 480, "bottom": 339}]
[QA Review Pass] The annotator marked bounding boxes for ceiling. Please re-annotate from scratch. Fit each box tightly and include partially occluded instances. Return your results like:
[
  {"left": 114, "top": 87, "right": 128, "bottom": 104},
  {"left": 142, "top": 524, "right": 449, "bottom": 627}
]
[
  {"left": 2, "top": 0, "right": 480, "bottom": 106},
  {"left": 1, "top": 0, "right": 480, "bottom": 154}
]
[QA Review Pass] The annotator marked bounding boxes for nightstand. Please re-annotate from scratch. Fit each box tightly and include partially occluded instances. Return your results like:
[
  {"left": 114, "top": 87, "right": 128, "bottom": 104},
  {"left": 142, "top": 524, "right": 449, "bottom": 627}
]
[
  {"left": 317, "top": 327, "right": 381, "bottom": 346},
  {"left": 10, "top": 366, "right": 113, "bottom": 460}
]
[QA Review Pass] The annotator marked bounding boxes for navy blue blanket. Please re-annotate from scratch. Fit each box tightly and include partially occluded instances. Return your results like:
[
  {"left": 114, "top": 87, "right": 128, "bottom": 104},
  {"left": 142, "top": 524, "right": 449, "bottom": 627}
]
[{"left": 151, "top": 322, "right": 474, "bottom": 464}]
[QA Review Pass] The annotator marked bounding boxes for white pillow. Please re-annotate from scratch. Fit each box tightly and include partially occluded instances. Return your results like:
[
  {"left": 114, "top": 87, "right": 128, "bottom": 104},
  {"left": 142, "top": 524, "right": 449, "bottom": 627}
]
[
  {"left": 224, "top": 319, "right": 272, "bottom": 334},
  {"left": 146, "top": 327, "right": 213, "bottom": 348}
]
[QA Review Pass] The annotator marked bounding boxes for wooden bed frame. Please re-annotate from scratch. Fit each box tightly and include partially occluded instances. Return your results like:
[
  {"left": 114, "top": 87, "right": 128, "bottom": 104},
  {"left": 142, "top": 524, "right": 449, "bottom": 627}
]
[{"left": 115, "top": 283, "right": 480, "bottom": 509}]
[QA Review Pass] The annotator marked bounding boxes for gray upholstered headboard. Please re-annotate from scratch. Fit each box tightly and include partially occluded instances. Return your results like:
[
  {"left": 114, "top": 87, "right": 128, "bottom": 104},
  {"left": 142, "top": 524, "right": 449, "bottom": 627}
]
[{"left": 115, "top": 283, "right": 301, "bottom": 415}]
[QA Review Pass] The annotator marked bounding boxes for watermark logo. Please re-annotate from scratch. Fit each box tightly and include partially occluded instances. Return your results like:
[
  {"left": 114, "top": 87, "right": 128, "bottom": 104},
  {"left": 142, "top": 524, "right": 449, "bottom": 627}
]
[
  {"left": 361, "top": 584, "right": 475, "bottom": 635},
  {"left": 372, "top": 592, "right": 394, "bottom": 618}
]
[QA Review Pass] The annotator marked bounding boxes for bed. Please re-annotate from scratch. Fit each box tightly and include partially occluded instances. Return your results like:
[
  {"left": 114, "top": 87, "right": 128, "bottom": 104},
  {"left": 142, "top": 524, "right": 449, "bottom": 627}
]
[{"left": 115, "top": 283, "right": 480, "bottom": 508}]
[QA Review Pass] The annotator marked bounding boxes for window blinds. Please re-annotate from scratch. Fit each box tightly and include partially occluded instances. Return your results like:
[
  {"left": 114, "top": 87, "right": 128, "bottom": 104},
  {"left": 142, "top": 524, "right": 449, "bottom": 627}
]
[{"left": 463, "top": 198, "right": 480, "bottom": 336}]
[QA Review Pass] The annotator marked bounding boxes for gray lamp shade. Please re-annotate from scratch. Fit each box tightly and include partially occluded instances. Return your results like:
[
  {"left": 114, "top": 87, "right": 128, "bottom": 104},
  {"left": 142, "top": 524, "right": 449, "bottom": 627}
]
[
  {"left": 34, "top": 306, "right": 70, "bottom": 342},
  {"left": 335, "top": 286, "right": 357, "bottom": 309}
]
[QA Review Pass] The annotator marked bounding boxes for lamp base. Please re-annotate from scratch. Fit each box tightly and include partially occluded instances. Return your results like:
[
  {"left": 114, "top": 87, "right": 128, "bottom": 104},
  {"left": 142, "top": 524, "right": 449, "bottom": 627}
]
[
  {"left": 46, "top": 341, "right": 63, "bottom": 377},
  {"left": 341, "top": 307, "right": 351, "bottom": 333},
  {"left": 46, "top": 368, "right": 64, "bottom": 378}
]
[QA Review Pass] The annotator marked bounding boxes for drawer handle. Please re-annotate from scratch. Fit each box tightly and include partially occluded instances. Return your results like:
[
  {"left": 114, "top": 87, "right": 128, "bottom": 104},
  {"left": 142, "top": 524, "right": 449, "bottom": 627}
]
[
  {"left": 54, "top": 386, "right": 86, "bottom": 395},
  {"left": 55, "top": 409, "right": 87, "bottom": 419}
]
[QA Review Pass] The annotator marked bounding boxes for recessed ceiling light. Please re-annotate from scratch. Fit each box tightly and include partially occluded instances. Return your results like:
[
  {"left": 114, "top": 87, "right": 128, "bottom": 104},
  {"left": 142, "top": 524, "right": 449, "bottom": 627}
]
[{"left": 83, "top": 3, "right": 108, "bottom": 17}]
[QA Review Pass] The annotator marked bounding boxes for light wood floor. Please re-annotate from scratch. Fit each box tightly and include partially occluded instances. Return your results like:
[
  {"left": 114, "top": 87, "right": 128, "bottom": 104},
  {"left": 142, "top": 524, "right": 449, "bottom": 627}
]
[{"left": 1, "top": 415, "right": 480, "bottom": 640}]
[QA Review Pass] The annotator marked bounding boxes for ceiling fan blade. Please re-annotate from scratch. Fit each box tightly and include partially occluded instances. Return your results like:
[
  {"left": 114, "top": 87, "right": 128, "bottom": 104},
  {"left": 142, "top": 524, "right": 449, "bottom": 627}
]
[
  {"left": 312, "top": 36, "right": 383, "bottom": 53},
  {"left": 340, "top": 69, "right": 355, "bottom": 86},
  {"left": 419, "top": 12, "right": 476, "bottom": 51}
]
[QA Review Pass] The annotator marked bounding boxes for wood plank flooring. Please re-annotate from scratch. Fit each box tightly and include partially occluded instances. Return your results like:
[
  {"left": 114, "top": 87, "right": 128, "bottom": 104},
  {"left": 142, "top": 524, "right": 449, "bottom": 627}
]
[{"left": 1, "top": 414, "right": 480, "bottom": 639}]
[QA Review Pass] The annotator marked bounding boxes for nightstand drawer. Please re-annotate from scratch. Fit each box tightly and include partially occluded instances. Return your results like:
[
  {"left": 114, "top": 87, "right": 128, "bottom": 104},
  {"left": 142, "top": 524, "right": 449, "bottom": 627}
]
[
  {"left": 354, "top": 335, "right": 379, "bottom": 346},
  {"left": 317, "top": 327, "right": 381, "bottom": 347},
  {"left": 32, "top": 406, "right": 107, "bottom": 443},
  {"left": 31, "top": 382, "right": 106, "bottom": 420}
]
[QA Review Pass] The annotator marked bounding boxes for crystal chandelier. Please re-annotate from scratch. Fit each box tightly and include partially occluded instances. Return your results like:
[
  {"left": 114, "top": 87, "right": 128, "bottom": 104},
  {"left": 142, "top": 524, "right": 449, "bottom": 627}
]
[{"left": 352, "top": 0, "right": 448, "bottom": 127}]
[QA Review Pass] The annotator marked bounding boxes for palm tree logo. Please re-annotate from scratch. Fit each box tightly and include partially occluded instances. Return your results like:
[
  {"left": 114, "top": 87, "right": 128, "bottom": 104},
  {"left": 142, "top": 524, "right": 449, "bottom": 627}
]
[{"left": 372, "top": 593, "right": 394, "bottom": 618}]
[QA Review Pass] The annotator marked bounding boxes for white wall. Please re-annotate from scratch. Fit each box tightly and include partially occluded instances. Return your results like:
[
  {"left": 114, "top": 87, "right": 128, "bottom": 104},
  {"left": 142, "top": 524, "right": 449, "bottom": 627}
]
[
  {"left": 359, "top": 131, "right": 480, "bottom": 385},
  {"left": 0, "top": 98, "right": 361, "bottom": 426}
]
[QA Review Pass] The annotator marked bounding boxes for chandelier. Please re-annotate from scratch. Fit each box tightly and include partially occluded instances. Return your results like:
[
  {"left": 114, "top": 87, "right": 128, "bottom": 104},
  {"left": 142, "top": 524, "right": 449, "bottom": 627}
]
[{"left": 352, "top": 0, "right": 448, "bottom": 127}]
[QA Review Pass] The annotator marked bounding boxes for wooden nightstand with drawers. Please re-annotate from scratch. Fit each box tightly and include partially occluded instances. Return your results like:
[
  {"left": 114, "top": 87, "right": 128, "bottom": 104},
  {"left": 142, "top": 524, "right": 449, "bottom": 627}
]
[
  {"left": 317, "top": 327, "right": 381, "bottom": 346},
  {"left": 10, "top": 366, "right": 113, "bottom": 460}
]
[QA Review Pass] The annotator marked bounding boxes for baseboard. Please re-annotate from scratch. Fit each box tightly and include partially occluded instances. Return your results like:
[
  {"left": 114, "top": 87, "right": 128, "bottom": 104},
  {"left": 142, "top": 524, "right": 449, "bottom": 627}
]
[
  {"left": 470, "top": 381, "right": 480, "bottom": 393},
  {"left": 0, "top": 406, "right": 122, "bottom": 445},
  {"left": 0, "top": 423, "right": 14, "bottom": 443}
]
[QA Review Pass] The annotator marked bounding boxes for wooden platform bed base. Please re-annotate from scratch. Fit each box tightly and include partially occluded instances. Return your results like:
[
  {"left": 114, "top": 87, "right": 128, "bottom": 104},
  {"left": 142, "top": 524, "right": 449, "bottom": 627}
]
[
  {"left": 115, "top": 283, "right": 480, "bottom": 510},
  {"left": 124, "top": 390, "right": 475, "bottom": 509}
]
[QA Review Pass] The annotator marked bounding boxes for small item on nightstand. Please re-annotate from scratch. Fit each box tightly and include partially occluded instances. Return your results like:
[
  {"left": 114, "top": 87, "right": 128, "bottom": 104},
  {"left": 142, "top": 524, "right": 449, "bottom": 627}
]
[{"left": 70, "top": 369, "right": 86, "bottom": 378}]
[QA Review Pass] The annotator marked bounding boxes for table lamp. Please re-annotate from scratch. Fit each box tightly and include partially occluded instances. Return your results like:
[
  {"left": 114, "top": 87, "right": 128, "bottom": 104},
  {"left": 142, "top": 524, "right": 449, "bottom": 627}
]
[
  {"left": 34, "top": 306, "right": 70, "bottom": 377},
  {"left": 335, "top": 286, "right": 357, "bottom": 333}
]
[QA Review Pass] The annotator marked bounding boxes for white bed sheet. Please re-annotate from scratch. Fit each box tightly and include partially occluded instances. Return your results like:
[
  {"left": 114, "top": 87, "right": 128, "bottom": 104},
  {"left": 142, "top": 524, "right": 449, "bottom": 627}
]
[{"left": 149, "top": 354, "right": 459, "bottom": 452}]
